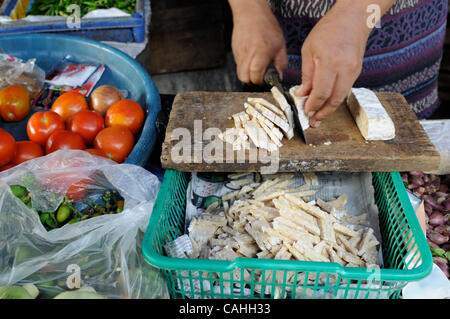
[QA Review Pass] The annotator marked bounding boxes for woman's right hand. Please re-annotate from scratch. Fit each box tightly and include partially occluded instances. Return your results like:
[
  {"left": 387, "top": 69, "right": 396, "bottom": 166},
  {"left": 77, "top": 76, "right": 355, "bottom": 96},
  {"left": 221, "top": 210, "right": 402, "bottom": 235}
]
[{"left": 229, "top": 0, "right": 288, "bottom": 85}]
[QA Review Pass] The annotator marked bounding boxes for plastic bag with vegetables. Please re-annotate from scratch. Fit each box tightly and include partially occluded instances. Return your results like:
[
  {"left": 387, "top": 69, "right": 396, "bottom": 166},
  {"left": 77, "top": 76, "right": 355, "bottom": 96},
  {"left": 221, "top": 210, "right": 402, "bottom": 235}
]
[
  {"left": 0, "top": 53, "right": 45, "bottom": 98},
  {"left": 0, "top": 150, "right": 169, "bottom": 299}
]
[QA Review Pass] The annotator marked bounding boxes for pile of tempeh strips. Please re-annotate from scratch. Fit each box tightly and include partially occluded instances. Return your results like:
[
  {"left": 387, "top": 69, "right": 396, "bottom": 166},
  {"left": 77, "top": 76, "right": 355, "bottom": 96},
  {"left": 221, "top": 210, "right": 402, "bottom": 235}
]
[
  {"left": 166, "top": 173, "right": 381, "bottom": 296},
  {"left": 218, "top": 86, "right": 310, "bottom": 152}
]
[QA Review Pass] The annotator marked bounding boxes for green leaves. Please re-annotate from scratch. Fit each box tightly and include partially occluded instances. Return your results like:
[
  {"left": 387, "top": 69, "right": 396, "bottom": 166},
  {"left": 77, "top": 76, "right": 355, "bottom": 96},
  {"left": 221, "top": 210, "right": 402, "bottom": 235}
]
[
  {"left": 430, "top": 246, "right": 450, "bottom": 261},
  {"left": 29, "top": 0, "right": 136, "bottom": 17}
]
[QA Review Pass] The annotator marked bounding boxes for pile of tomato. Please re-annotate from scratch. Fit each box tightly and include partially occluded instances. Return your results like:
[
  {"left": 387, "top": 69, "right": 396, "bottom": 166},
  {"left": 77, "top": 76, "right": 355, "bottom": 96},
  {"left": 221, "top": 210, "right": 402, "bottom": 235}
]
[{"left": 0, "top": 84, "right": 145, "bottom": 171}]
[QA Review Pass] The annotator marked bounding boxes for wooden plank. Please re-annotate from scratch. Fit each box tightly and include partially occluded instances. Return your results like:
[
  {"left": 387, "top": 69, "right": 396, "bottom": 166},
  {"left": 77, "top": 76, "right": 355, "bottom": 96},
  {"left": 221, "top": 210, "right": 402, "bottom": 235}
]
[
  {"left": 148, "top": 1, "right": 225, "bottom": 74},
  {"left": 161, "top": 92, "right": 440, "bottom": 172}
]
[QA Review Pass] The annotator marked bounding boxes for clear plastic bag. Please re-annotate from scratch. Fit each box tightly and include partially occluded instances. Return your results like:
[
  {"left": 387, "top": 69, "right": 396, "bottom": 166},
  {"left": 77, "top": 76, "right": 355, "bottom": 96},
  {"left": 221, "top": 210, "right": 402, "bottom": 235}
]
[
  {"left": 0, "top": 53, "right": 45, "bottom": 97},
  {"left": 420, "top": 120, "right": 450, "bottom": 174},
  {"left": 0, "top": 150, "right": 169, "bottom": 299}
]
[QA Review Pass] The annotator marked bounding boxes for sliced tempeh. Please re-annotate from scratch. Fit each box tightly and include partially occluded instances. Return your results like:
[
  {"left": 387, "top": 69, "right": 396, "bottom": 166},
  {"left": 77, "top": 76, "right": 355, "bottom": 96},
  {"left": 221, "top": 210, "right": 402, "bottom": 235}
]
[
  {"left": 255, "top": 116, "right": 283, "bottom": 148},
  {"left": 253, "top": 103, "right": 292, "bottom": 138},
  {"left": 303, "top": 172, "right": 319, "bottom": 186},
  {"left": 317, "top": 218, "right": 336, "bottom": 243},
  {"left": 336, "top": 233, "right": 359, "bottom": 256},
  {"left": 270, "top": 87, "right": 295, "bottom": 136},
  {"left": 243, "top": 119, "right": 277, "bottom": 151},
  {"left": 326, "top": 247, "right": 346, "bottom": 266},
  {"left": 248, "top": 97, "right": 287, "bottom": 120},
  {"left": 284, "top": 194, "right": 336, "bottom": 221},
  {"left": 277, "top": 209, "right": 320, "bottom": 236},
  {"left": 333, "top": 223, "right": 358, "bottom": 238},
  {"left": 289, "top": 86, "right": 310, "bottom": 130},
  {"left": 292, "top": 241, "right": 329, "bottom": 262},
  {"left": 228, "top": 172, "right": 253, "bottom": 180},
  {"left": 346, "top": 88, "right": 395, "bottom": 141},
  {"left": 232, "top": 113, "right": 242, "bottom": 128}
]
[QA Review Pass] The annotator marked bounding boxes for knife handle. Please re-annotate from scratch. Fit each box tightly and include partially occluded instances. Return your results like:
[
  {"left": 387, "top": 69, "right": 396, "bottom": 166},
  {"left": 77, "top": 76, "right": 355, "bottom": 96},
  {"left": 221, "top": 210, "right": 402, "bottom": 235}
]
[{"left": 263, "top": 62, "right": 281, "bottom": 88}]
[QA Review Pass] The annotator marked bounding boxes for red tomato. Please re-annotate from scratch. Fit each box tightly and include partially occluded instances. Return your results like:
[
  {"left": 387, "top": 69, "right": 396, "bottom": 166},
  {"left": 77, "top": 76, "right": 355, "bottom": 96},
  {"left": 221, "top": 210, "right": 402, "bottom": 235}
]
[
  {"left": 94, "top": 126, "right": 134, "bottom": 163},
  {"left": 27, "top": 111, "right": 65, "bottom": 145},
  {"left": 67, "top": 110, "right": 104, "bottom": 145},
  {"left": 0, "top": 128, "right": 16, "bottom": 166},
  {"left": 85, "top": 148, "right": 108, "bottom": 158},
  {"left": 66, "top": 178, "right": 91, "bottom": 201},
  {"left": 51, "top": 91, "right": 89, "bottom": 122},
  {"left": 45, "top": 130, "right": 86, "bottom": 154},
  {"left": 0, "top": 85, "right": 31, "bottom": 122},
  {"left": 12, "top": 141, "right": 44, "bottom": 165},
  {"left": 105, "top": 99, "right": 144, "bottom": 134}
]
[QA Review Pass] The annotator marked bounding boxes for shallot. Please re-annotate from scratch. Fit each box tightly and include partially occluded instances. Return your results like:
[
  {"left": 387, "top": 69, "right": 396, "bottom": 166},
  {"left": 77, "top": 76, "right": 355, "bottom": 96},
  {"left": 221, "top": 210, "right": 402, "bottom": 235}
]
[
  {"left": 443, "top": 200, "right": 450, "bottom": 211},
  {"left": 428, "top": 231, "right": 449, "bottom": 245},
  {"left": 403, "top": 171, "right": 449, "bottom": 279},
  {"left": 424, "top": 197, "right": 444, "bottom": 211},
  {"left": 434, "top": 224, "right": 450, "bottom": 237},
  {"left": 429, "top": 212, "right": 445, "bottom": 226},
  {"left": 433, "top": 257, "right": 449, "bottom": 277}
]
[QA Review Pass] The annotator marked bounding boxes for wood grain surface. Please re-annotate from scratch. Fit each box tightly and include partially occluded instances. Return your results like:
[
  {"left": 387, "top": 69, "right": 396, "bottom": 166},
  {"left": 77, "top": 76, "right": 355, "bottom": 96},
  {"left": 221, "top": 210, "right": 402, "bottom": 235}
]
[{"left": 161, "top": 91, "right": 440, "bottom": 173}]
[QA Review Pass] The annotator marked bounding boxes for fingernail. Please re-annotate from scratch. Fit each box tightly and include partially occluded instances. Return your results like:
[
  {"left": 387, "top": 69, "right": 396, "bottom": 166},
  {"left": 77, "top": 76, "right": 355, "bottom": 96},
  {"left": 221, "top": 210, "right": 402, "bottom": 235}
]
[
  {"left": 308, "top": 111, "right": 315, "bottom": 118},
  {"left": 313, "top": 121, "right": 321, "bottom": 128}
]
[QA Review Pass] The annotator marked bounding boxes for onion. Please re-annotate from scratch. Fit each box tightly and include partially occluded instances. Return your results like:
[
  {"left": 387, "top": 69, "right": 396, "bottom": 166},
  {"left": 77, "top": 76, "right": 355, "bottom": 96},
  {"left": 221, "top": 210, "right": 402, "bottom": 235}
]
[
  {"left": 443, "top": 200, "right": 450, "bottom": 212},
  {"left": 437, "top": 196, "right": 447, "bottom": 205},
  {"left": 428, "top": 231, "right": 449, "bottom": 245},
  {"left": 439, "top": 184, "right": 448, "bottom": 193},
  {"left": 425, "top": 203, "right": 433, "bottom": 215},
  {"left": 89, "top": 85, "right": 123, "bottom": 116},
  {"left": 433, "top": 256, "right": 448, "bottom": 265},
  {"left": 427, "top": 239, "right": 440, "bottom": 248},
  {"left": 411, "top": 176, "right": 424, "bottom": 186},
  {"left": 434, "top": 191, "right": 448, "bottom": 197},
  {"left": 410, "top": 171, "right": 424, "bottom": 177},
  {"left": 434, "top": 224, "right": 450, "bottom": 237},
  {"left": 424, "top": 197, "right": 444, "bottom": 211},
  {"left": 429, "top": 212, "right": 446, "bottom": 226}
]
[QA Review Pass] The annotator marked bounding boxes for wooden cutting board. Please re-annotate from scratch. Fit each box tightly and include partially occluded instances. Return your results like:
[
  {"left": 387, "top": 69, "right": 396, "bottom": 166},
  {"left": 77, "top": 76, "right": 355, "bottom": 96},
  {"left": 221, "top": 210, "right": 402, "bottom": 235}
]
[{"left": 161, "top": 91, "right": 440, "bottom": 172}]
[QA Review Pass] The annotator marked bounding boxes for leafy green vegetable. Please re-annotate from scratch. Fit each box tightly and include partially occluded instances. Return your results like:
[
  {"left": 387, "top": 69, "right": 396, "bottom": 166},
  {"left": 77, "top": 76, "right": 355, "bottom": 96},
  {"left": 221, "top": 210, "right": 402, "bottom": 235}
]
[
  {"left": 10, "top": 176, "right": 125, "bottom": 231},
  {"left": 28, "top": 0, "right": 136, "bottom": 17},
  {"left": 10, "top": 185, "right": 27, "bottom": 197},
  {"left": 430, "top": 247, "right": 450, "bottom": 261}
]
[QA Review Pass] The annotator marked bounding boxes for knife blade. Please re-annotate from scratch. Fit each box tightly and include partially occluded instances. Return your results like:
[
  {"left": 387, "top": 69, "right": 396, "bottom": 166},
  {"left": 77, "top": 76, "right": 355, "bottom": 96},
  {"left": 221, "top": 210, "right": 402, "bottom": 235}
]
[{"left": 263, "top": 63, "right": 308, "bottom": 143}]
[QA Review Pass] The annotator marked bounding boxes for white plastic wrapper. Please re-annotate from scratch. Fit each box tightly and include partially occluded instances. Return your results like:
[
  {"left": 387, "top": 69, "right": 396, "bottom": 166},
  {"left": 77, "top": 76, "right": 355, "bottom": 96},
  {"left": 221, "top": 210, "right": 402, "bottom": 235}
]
[
  {"left": 0, "top": 150, "right": 169, "bottom": 299},
  {"left": 402, "top": 264, "right": 450, "bottom": 299},
  {"left": 0, "top": 53, "right": 45, "bottom": 97},
  {"left": 420, "top": 119, "right": 450, "bottom": 174}
]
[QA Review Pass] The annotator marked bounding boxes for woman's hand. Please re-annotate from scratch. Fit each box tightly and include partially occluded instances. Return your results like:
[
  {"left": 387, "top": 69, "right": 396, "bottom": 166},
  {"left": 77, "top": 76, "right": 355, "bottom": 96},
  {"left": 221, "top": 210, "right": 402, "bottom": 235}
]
[
  {"left": 229, "top": 0, "right": 288, "bottom": 85},
  {"left": 296, "top": 0, "right": 394, "bottom": 128}
]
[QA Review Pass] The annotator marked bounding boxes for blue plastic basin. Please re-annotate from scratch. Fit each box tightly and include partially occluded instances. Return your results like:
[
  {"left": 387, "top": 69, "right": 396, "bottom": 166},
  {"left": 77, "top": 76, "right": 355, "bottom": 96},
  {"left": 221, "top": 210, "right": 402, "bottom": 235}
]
[{"left": 0, "top": 34, "right": 161, "bottom": 166}]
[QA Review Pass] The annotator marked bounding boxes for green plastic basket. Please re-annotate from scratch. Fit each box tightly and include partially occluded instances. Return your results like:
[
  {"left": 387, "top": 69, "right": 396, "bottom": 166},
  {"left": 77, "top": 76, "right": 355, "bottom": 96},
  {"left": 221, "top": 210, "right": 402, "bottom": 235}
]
[{"left": 142, "top": 170, "right": 432, "bottom": 299}]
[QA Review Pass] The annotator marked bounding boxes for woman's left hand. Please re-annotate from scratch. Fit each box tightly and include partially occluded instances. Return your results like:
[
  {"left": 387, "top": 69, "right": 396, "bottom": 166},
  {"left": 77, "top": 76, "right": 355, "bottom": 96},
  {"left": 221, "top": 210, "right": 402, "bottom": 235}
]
[{"left": 295, "top": 0, "right": 377, "bottom": 128}]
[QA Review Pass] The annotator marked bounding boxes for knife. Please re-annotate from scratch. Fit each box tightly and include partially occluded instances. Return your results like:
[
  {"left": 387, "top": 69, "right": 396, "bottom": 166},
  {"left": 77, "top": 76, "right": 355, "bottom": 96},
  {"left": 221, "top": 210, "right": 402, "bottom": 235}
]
[{"left": 263, "top": 63, "right": 309, "bottom": 143}]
